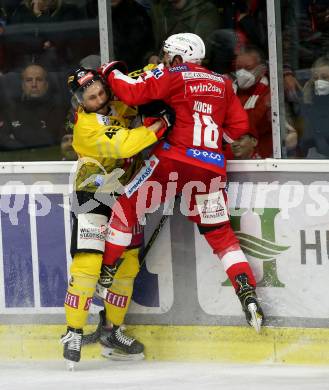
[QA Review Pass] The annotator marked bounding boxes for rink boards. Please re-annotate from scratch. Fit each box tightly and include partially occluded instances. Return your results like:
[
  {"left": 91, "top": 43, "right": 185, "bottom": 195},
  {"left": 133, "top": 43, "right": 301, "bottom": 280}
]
[
  {"left": 1, "top": 325, "right": 329, "bottom": 364},
  {"left": 1, "top": 160, "right": 329, "bottom": 363}
]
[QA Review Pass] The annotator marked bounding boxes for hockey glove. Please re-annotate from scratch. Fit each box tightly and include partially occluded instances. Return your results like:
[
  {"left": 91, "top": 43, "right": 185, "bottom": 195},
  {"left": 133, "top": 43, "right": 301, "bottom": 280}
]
[
  {"left": 144, "top": 116, "right": 170, "bottom": 140},
  {"left": 98, "top": 61, "right": 128, "bottom": 81},
  {"left": 142, "top": 105, "right": 175, "bottom": 140}
]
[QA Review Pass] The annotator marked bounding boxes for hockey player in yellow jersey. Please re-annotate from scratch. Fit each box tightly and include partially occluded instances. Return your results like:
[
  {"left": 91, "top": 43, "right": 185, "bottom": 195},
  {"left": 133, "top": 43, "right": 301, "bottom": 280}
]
[{"left": 61, "top": 65, "right": 168, "bottom": 368}]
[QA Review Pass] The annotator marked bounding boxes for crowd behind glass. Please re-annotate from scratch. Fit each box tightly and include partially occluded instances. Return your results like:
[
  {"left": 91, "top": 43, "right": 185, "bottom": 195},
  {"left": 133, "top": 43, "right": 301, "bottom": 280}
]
[{"left": 0, "top": 0, "right": 328, "bottom": 161}]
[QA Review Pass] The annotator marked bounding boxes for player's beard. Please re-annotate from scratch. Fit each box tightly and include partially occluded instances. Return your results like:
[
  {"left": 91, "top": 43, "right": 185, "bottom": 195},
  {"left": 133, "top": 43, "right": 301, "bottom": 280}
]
[
  {"left": 85, "top": 97, "right": 110, "bottom": 115},
  {"left": 96, "top": 100, "right": 111, "bottom": 115}
]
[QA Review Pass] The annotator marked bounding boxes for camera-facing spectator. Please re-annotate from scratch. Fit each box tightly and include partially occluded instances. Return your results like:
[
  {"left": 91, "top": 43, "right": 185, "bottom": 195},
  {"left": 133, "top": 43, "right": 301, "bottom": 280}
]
[
  {"left": 299, "top": 55, "right": 329, "bottom": 158},
  {"left": 233, "top": 45, "right": 273, "bottom": 158},
  {"left": 0, "top": 63, "right": 68, "bottom": 153},
  {"left": 21, "top": 62, "right": 48, "bottom": 98},
  {"left": 224, "top": 130, "right": 260, "bottom": 160}
]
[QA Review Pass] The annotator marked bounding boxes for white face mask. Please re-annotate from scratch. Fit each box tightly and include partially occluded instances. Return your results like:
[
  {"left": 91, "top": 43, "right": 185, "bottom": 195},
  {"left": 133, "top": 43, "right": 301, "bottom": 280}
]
[
  {"left": 314, "top": 79, "right": 329, "bottom": 96},
  {"left": 236, "top": 68, "right": 256, "bottom": 89}
]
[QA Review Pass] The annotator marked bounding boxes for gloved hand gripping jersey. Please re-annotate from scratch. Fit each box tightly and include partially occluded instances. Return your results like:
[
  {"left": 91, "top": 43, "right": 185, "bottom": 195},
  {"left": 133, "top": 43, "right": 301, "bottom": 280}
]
[
  {"left": 98, "top": 62, "right": 176, "bottom": 139},
  {"left": 140, "top": 101, "right": 176, "bottom": 140}
]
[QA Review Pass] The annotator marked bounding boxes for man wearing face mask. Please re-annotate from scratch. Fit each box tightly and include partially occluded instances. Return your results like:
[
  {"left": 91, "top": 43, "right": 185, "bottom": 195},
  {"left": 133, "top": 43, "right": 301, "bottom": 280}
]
[
  {"left": 300, "top": 56, "right": 329, "bottom": 158},
  {"left": 234, "top": 45, "right": 272, "bottom": 158}
]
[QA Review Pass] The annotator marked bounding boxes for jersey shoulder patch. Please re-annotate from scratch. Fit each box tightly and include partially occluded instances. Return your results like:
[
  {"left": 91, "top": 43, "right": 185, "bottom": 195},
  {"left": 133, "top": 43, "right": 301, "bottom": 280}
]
[
  {"left": 151, "top": 67, "right": 164, "bottom": 79},
  {"left": 169, "top": 64, "right": 190, "bottom": 73}
]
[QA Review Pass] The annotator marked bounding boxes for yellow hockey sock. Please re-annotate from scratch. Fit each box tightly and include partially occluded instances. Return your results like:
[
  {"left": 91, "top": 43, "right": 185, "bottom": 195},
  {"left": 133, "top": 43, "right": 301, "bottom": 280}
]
[
  {"left": 104, "top": 248, "right": 140, "bottom": 326},
  {"left": 64, "top": 252, "right": 103, "bottom": 329}
]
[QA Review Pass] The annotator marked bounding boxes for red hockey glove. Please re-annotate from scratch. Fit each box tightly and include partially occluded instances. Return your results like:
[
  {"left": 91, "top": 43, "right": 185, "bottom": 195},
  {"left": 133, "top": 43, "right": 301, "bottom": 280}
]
[
  {"left": 144, "top": 115, "right": 171, "bottom": 140},
  {"left": 143, "top": 105, "right": 175, "bottom": 140},
  {"left": 97, "top": 61, "right": 128, "bottom": 81}
]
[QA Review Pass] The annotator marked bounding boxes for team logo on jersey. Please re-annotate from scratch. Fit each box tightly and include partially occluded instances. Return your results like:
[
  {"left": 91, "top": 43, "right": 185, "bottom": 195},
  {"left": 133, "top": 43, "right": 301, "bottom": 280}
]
[
  {"left": 186, "top": 148, "right": 225, "bottom": 168},
  {"left": 105, "top": 126, "right": 120, "bottom": 140},
  {"left": 96, "top": 114, "right": 110, "bottom": 126}
]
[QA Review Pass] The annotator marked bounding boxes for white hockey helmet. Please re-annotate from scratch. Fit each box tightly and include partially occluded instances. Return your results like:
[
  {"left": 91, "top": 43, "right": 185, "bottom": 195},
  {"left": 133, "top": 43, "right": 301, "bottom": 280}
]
[{"left": 163, "top": 33, "right": 206, "bottom": 64}]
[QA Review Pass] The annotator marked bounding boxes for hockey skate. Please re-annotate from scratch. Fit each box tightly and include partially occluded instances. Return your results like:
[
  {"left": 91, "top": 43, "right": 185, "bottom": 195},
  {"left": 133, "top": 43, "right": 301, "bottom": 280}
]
[
  {"left": 95, "top": 260, "right": 123, "bottom": 300},
  {"left": 60, "top": 327, "right": 83, "bottom": 370},
  {"left": 97, "top": 310, "right": 144, "bottom": 361},
  {"left": 236, "top": 273, "right": 264, "bottom": 333}
]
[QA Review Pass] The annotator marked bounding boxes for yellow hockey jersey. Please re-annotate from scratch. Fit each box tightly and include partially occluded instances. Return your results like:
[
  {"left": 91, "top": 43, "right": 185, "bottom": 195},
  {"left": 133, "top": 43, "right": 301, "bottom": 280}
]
[{"left": 72, "top": 100, "right": 157, "bottom": 193}]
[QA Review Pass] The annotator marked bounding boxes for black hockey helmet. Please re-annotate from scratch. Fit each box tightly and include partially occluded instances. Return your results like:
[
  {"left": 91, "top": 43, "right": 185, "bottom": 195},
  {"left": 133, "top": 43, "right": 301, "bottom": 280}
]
[{"left": 67, "top": 67, "right": 105, "bottom": 96}]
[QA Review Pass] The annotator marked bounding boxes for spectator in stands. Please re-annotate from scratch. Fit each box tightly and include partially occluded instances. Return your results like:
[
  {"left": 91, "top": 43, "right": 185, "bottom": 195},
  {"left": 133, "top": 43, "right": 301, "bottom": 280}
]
[
  {"left": 0, "top": 63, "right": 68, "bottom": 153},
  {"left": 224, "top": 131, "right": 260, "bottom": 160},
  {"left": 4, "top": 0, "right": 85, "bottom": 70},
  {"left": 234, "top": 45, "right": 273, "bottom": 158},
  {"left": 208, "top": 0, "right": 269, "bottom": 74},
  {"left": 9, "top": 0, "right": 83, "bottom": 24},
  {"left": 149, "top": 0, "right": 220, "bottom": 62},
  {"left": 217, "top": 0, "right": 268, "bottom": 53},
  {"left": 299, "top": 56, "right": 329, "bottom": 158},
  {"left": 212, "top": 0, "right": 300, "bottom": 98}
]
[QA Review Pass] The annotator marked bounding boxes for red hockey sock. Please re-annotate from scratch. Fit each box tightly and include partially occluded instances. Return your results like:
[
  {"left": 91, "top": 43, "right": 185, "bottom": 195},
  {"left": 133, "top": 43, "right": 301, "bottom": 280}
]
[{"left": 226, "top": 262, "right": 256, "bottom": 291}]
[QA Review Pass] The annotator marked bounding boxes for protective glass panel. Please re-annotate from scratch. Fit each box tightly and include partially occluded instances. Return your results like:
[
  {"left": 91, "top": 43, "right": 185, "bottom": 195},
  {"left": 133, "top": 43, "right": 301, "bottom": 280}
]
[
  {"left": 0, "top": 0, "right": 100, "bottom": 161},
  {"left": 280, "top": 0, "right": 329, "bottom": 158}
]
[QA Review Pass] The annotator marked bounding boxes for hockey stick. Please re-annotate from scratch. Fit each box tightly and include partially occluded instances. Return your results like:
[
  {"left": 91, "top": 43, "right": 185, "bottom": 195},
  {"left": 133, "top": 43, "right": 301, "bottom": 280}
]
[
  {"left": 139, "top": 213, "right": 170, "bottom": 264},
  {"left": 137, "top": 194, "right": 180, "bottom": 266},
  {"left": 82, "top": 197, "right": 178, "bottom": 345}
]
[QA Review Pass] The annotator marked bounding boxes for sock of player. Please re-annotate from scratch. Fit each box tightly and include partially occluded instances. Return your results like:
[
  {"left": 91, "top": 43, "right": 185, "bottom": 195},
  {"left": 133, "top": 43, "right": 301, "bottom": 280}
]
[
  {"left": 103, "top": 248, "right": 140, "bottom": 325},
  {"left": 203, "top": 227, "right": 256, "bottom": 291},
  {"left": 65, "top": 253, "right": 102, "bottom": 329},
  {"left": 217, "top": 245, "right": 256, "bottom": 291}
]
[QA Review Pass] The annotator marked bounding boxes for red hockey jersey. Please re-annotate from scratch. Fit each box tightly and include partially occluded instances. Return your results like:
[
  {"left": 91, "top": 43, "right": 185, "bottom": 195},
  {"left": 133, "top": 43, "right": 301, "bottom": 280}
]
[{"left": 108, "top": 63, "right": 249, "bottom": 175}]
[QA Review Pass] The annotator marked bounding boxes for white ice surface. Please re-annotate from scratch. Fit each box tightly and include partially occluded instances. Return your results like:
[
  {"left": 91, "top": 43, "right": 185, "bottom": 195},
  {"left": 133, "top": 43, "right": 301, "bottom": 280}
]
[{"left": 1, "top": 361, "right": 329, "bottom": 390}]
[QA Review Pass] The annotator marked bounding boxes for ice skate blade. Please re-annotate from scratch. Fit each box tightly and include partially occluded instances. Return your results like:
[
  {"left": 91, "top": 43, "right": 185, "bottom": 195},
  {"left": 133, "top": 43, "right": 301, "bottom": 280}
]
[
  {"left": 247, "top": 302, "right": 262, "bottom": 333},
  {"left": 101, "top": 347, "right": 145, "bottom": 361},
  {"left": 65, "top": 359, "right": 76, "bottom": 371}
]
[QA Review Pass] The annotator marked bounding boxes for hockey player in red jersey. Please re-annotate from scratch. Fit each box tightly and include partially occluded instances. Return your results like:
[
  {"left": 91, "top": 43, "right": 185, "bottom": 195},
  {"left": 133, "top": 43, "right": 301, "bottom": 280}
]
[{"left": 98, "top": 33, "right": 264, "bottom": 332}]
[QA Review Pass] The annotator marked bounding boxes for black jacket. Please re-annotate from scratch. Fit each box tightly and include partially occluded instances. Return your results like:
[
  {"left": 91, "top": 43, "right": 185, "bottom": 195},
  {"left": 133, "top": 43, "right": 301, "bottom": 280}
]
[
  {"left": 300, "top": 94, "right": 329, "bottom": 157},
  {"left": 0, "top": 92, "right": 67, "bottom": 150}
]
